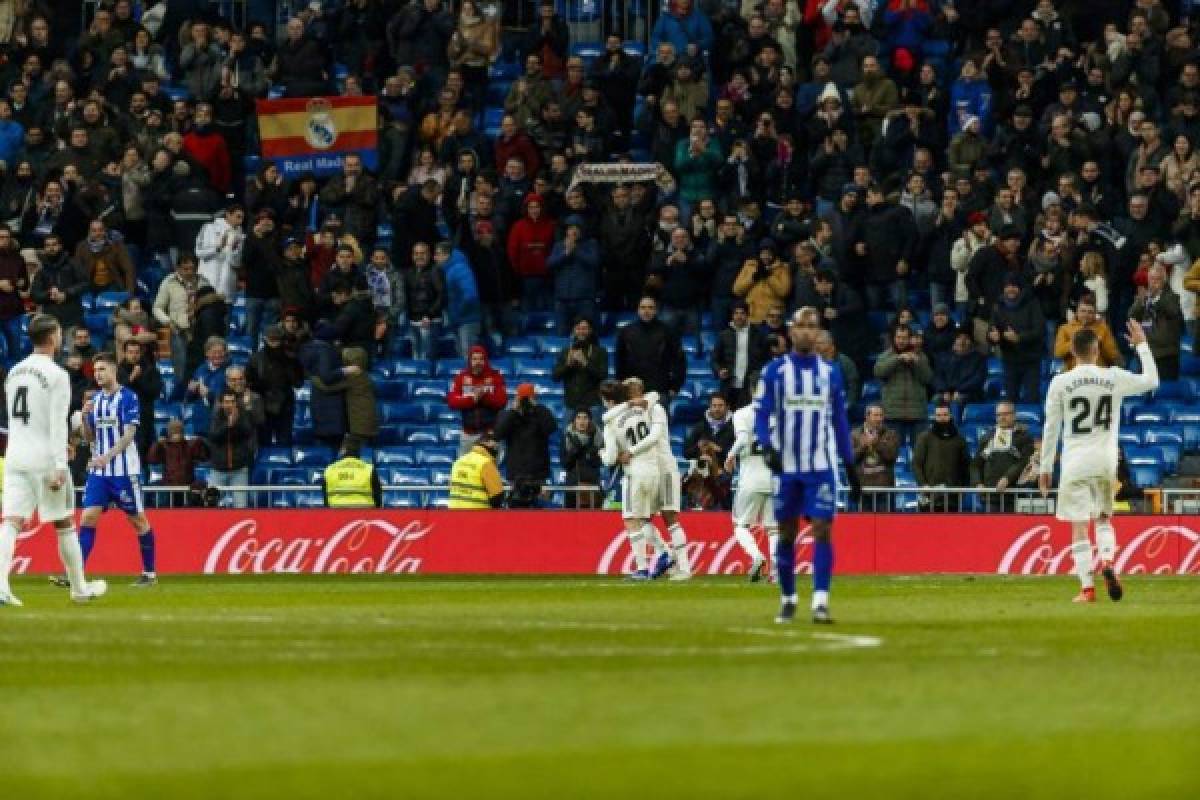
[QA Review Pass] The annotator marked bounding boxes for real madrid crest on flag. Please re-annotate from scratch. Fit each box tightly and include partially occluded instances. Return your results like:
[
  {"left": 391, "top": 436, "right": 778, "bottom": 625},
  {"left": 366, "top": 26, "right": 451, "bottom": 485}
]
[{"left": 304, "top": 98, "right": 337, "bottom": 151}]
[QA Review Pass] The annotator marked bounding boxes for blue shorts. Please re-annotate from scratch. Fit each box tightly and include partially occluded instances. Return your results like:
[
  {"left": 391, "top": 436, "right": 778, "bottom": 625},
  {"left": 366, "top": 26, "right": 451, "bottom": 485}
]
[
  {"left": 773, "top": 472, "right": 837, "bottom": 522},
  {"left": 82, "top": 474, "right": 145, "bottom": 515}
]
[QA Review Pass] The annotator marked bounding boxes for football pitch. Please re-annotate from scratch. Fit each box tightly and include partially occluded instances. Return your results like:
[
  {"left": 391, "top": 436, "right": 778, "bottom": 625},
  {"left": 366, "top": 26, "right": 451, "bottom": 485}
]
[{"left": 0, "top": 575, "right": 1197, "bottom": 799}]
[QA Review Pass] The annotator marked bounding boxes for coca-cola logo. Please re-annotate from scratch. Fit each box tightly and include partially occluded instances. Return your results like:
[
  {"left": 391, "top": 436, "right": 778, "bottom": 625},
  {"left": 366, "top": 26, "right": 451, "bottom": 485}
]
[
  {"left": 997, "top": 524, "right": 1200, "bottom": 575},
  {"left": 596, "top": 525, "right": 806, "bottom": 575},
  {"left": 203, "top": 518, "right": 431, "bottom": 574}
]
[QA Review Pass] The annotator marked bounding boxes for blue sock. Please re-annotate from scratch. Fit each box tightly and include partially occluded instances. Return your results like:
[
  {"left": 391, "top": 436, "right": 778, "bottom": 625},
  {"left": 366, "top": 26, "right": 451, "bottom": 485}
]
[
  {"left": 79, "top": 526, "right": 96, "bottom": 562},
  {"left": 139, "top": 530, "right": 156, "bottom": 574},
  {"left": 775, "top": 537, "right": 796, "bottom": 599},
  {"left": 813, "top": 538, "right": 834, "bottom": 594}
]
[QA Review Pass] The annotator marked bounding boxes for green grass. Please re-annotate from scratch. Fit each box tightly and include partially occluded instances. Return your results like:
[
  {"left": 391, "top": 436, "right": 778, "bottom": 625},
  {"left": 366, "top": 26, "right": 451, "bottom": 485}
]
[{"left": 1, "top": 575, "right": 1198, "bottom": 799}]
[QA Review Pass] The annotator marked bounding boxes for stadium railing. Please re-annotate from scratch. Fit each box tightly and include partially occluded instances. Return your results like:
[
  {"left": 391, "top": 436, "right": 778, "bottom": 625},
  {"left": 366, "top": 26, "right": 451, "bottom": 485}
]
[{"left": 113, "top": 485, "right": 1200, "bottom": 513}]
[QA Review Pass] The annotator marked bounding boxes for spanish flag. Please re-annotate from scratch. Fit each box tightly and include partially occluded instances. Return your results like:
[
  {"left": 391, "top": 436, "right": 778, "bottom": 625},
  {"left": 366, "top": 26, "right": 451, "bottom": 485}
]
[{"left": 256, "top": 96, "right": 378, "bottom": 175}]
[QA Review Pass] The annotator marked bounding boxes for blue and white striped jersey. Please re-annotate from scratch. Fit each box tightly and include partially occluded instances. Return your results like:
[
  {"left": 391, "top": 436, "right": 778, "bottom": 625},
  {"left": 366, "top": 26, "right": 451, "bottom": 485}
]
[
  {"left": 753, "top": 352, "right": 854, "bottom": 477},
  {"left": 86, "top": 386, "right": 142, "bottom": 477}
]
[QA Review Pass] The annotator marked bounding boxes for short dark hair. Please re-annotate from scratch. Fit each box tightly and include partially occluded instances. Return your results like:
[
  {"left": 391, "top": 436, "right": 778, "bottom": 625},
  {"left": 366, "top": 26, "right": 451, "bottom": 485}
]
[
  {"left": 92, "top": 351, "right": 118, "bottom": 368},
  {"left": 599, "top": 379, "right": 627, "bottom": 404},
  {"left": 1072, "top": 327, "right": 1099, "bottom": 355},
  {"left": 27, "top": 313, "right": 59, "bottom": 346}
]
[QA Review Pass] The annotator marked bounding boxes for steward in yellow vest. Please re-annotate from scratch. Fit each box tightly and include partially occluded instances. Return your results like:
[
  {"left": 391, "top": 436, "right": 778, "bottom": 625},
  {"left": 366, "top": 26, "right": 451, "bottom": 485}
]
[
  {"left": 322, "top": 440, "right": 382, "bottom": 508},
  {"left": 448, "top": 435, "right": 505, "bottom": 509}
]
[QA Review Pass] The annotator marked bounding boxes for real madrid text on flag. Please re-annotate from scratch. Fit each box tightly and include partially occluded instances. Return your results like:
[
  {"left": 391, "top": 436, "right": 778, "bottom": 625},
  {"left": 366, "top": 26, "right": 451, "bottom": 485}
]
[{"left": 255, "top": 96, "right": 378, "bottom": 177}]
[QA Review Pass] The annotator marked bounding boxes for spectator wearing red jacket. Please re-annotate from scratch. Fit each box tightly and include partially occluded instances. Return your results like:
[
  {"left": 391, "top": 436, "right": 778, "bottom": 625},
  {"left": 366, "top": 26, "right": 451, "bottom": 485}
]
[
  {"left": 447, "top": 344, "right": 508, "bottom": 454},
  {"left": 182, "top": 103, "right": 232, "bottom": 195},
  {"left": 506, "top": 192, "right": 556, "bottom": 310},
  {"left": 494, "top": 114, "right": 543, "bottom": 179}
]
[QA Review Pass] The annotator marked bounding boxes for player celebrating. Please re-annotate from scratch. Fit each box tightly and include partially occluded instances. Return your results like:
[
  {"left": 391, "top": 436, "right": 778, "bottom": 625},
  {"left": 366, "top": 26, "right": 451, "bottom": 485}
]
[
  {"left": 0, "top": 314, "right": 107, "bottom": 605},
  {"left": 1038, "top": 321, "right": 1159, "bottom": 603},
  {"left": 724, "top": 401, "right": 776, "bottom": 582},
  {"left": 77, "top": 352, "right": 158, "bottom": 586},
  {"left": 754, "top": 308, "right": 858, "bottom": 624},
  {"left": 601, "top": 378, "right": 692, "bottom": 580}
]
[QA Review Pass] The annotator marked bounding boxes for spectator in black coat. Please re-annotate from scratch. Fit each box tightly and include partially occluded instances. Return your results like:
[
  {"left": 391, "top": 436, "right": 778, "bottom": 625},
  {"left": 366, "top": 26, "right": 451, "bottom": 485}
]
[
  {"left": 647, "top": 226, "right": 708, "bottom": 342},
  {"left": 324, "top": 279, "right": 375, "bottom": 354},
  {"left": 562, "top": 409, "right": 603, "bottom": 509},
  {"left": 851, "top": 184, "right": 917, "bottom": 311},
  {"left": 493, "top": 383, "right": 558, "bottom": 507},
  {"left": 247, "top": 325, "right": 304, "bottom": 447},
  {"left": 552, "top": 317, "right": 608, "bottom": 413},
  {"left": 710, "top": 302, "right": 769, "bottom": 409},
  {"left": 597, "top": 183, "right": 652, "bottom": 311},
  {"left": 988, "top": 275, "right": 1045, "bottom": 404},
  {"left": 615, "top": 296, "right": 687, "bottom": 398},
  {"left": 795, "top": 268, "right": 873, "bottom": 375},
  {"left": 924, "top": 303, "right": 959, "bottom": 361},
  {"left": 118, "top": 338, "right": 162, "bottom": 461},
  {"left": 29, "top": 233, "right": 88, "bottom": 333},
  {"left": 207, "top": 389, "right": 256, "bottom": 509},
  {"left": 241, "top": 209, "right": 282, "bottom": 347},
  {"left": 707, "top": 213, "right": 755, "bottom": 328},
  {"left": 299, "top": 324, "right": 355, "bottom": 451},
  {"left": 271, "top": 19, "right": 329, "bottom": 98},
  {"left": 966, "top": 225, "right": 1024, "bottom": 332},
  {"left": 933, "top": 328, "right": 989, "bottom": 404}
]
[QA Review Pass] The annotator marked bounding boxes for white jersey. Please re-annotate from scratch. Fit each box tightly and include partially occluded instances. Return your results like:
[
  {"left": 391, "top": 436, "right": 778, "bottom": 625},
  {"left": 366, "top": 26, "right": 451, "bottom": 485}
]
[
  {"left": 4, "top": 353, "right": 71, "bottom": 473},
  {"left": 602, "top": 403, "right": 663, "bottom": 477},
  {"left": 1041, "top": 342, "right": 1159, "bottom": 481},
  {"left": 730, "top": 404, "right": 773, "bottom": 493}
]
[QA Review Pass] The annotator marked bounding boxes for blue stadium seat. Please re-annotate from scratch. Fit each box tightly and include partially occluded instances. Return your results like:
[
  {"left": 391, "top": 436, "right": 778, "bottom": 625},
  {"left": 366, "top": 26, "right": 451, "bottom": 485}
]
[
  {"left": 291, "top": 445, "right": 334, "bottom": 466},
  {"left": 391, "top": 358, "right": 427, "bottom": 377},
  {"left": 375, "top": 379, "right": 408, "bottom": 400},
  {"left": 93, "top": 291, "right": 129, "bottom": 310},
  {"left": 686, "top": 359, "right": 710, "bottom": 378},
  {"left": 416, "top": 448, "right": 457, "bottom": 467},
  {"left": 381, "top": 402, "right": 430, "bottom": 424},
  {"left": 411, "top": 379, "right": 448, "bottom": 399},
  {"left": 386, "top": 467, "right": 432, "bottom": 486},
  {"left": 1181, "top": 354, "right": 1200, "bottom": 375},
  {"left": 438, "top": 425, "right": 461, "bottom": 445},
  {"left": 505, "top": 336, "right": 539, "bottom": 357},
  {"left": 515, "top": 358, "right": 552, "bottom": 377},
  {"left": 257, "top": 447, "right": 293, "bottom": 468},
  {"left": 382, "top": 490, "right": 422, "bottom": 508},
  {"left": 404, "top": 426, "right": 441, "bottom": 445},
  {"left": 1132, "top": 407, "right": 1169, "bottom": 425},
  {"left": 1125, "top": 446, "right": 1159, "bottom": 466},
  {"left": 962, "top": 404, "right": 992, "bottom": 425},
  {"left": 434, "top": 360, "right": 461, "bottom": 378},
  {"left": 1013, "top": 404, "right": 1041, "bottom": 427},
  {"left": 433, "top": 407, "right": 461, "bottom": 424},
  {"left": 522, "top": 312, "right": 556, "bottom": 333},
  {"left": 535, "top": 336, "right": 569, "bottom": 358},
  {"left": 375, "top": 447, "right": 418, "bottom": 466},
  {"left": 1130, "top": 463, "right": 1162, "bottom": 489},
  {"left": 1118, "top": 430, "right": 1142, "bottom": 448},
  {"left": 269, "top": 468, "right": 312, "bottom": 486}
]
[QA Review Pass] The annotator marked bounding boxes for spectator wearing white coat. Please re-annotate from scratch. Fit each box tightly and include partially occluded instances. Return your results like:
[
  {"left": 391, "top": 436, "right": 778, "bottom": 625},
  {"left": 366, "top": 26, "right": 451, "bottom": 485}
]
[{"left": 195, "top": 203, "right": 245, "bottom": 300}]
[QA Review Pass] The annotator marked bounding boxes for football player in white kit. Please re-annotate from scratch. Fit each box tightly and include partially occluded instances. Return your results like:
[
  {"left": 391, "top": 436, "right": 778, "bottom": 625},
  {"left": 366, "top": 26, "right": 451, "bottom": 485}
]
[
  {"left": 601, "top": 378, "right": 692, "bottom": 580},
  {"left": 1039, "top": 320, "right": 1159, "bottom": 603},
  {"left": 0, "top": 314, "right": 107, "bottom": 606},
  {"left": 724, "top": 402, "right": 777, "bottom": 582}
]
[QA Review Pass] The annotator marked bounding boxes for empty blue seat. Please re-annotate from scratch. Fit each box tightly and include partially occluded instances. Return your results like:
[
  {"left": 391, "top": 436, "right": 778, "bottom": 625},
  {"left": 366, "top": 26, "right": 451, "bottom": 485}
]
[
  {"left": 291, "top": 445, "right": 334, "bottom": 466},
  {"left": 1143, "top": 426, "right": 1184, "bottom": 447},
  {"left": 375, "top": 379, "right": 408, "bottom": 400},
  {"left": 962, "top": 404, "right": 992, "bottom": 425},
  {"left": 1132, "top": 407, "right": 1169, "bottom": 425},
  {"left": 416, "top": 448, "right": 457, "bottom": 467},
  {"left": 1013, "top": 404, "right": 1041, "bottom": 427},
  {"left": 438, "top": 424, "right": 461, "bottom": 444},
  {"left": 1130, "top": 463, "right": 1162, "bottom": 489},
  {"left": 515, "top": 358, "right": 552, "bottom": 377},
  {"left": 391, "top": 358, "right": 427, "bottom": 377},
  {"left": 257, "top": 447, "right": 293, "bottom": 467},
  {"left": 434, "top": 360, "right": 461, "bottom": 377},
  {"left": 381, "top": 402, "right": 429, "bottom": 424},
  {"left": 404, "top": 426, "right": 441, "bottom": 445},
  {"left": 386, "top": 467, "right": 432, "bottom": 486},
  {"left": 411, "top": 380, "right": 448, "bottom": 399},
  {"left": 522, "top": 312, "right": 556, "bottom": 333},
  {"left": 1125, "top": 446, "right": 1159, "bottom": 465},
  {"left": 535, "top": 336, "right": 569, "bottom": 358},
  {"left": 269, "top": 468, "right": 311, "bottom": 486},
  {"left": 375, "top": 447, "right": 417, "bottom": 466}
]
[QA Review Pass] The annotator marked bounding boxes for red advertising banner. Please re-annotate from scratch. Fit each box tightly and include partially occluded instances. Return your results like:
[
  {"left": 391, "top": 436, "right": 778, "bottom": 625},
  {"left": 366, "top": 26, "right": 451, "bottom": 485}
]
[{"left": 8, "top": 512, "right": 1199, "bottom": 576}]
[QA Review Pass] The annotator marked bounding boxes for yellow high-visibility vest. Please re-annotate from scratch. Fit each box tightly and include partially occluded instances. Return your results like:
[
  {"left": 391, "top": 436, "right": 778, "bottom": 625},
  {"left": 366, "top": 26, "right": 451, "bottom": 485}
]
[
  {"left": 448, "top": 450, "right": 493, "bottom": 509},
  {"left": 324, "top": 457, "right": 375, "bottom": 507}
]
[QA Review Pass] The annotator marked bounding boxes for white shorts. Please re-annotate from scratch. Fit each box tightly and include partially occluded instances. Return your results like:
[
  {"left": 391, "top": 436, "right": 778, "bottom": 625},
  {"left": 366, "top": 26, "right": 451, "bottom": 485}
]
[
  {"left": 622, "top": 473, "right": 661, "bottom": 520},
  {"left": 733, "top": 488, "right": 777, "bottom": 529},
  {"left": 658, "top": 470, "right": 681, "bottom": 513},
  {"left": 1056, "top": 474, "right": 1114, "bottom": 522},
  {"left": 2, "top": 468, "right": 75, "bottom": 523}
]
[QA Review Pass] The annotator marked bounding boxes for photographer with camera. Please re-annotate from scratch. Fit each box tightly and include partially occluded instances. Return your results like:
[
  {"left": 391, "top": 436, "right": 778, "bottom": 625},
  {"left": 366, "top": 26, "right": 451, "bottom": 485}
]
[{"left": 493, "top": 383, "right": 558, "bottom": 508}]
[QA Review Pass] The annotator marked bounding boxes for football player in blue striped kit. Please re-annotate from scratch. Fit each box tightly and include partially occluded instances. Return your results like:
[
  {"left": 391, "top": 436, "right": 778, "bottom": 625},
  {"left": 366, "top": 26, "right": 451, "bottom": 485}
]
[
  {"left": 754, "top": 308, "right": 859, "bottom": 624},
  {"left": 75, "top": 352, "right": 158, "bottom": 586}
]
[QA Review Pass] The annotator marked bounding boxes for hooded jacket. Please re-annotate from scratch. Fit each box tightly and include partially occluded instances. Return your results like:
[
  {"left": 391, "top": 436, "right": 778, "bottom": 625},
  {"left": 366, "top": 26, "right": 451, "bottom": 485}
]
[
  {"left": 990, "top": 288, "right": 1045, "bottom": 364},
  {"left": 933, "top": 347, "right": 988, "bottom": 402},
  {"left": 441, "top": 247, "right": 482, "bottom": 325},
  {"left": 913, "top": 423, "right": 970, "bottom": 488},
  {"left": 447, "top": 345, "right": 508, "bottom": 434},
  {"left": 506, "top": 193, "right": 556, "bottom": 278}
]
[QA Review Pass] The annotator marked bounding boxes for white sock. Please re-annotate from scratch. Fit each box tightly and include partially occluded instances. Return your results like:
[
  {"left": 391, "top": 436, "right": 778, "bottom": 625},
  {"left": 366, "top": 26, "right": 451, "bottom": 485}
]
[
  {"left": 644, "top": 524, "right": 668, "bottom": 556},
  {"left": 668, "top": 524, "right": 691, "bottom": 573},
  {"left": 768, "top": 531, "right": 779, "bottom": 573},
  {"left": 1071, "top": 538, "right": 1095, "bottom": 590},
  {"left": 626, "top": 528, "right": 648, "bottom": 571},
  {"left": 733, "top": 525, "right": 764, "bottom": 563},
  {"left": 783, "top": 594, "right": 799, "bottom": 605},
  {"left": 1095, "top": 521, "right": 1117, "bottom": 563},
  {"left": 812, "top": 589, "right": 830, "bottom": 610},
  {"left": 0, "top": 520, "right": 17, "bottom": 595},
  {"left": 57, "top": 528, "right": 88, "bottom": 595}
]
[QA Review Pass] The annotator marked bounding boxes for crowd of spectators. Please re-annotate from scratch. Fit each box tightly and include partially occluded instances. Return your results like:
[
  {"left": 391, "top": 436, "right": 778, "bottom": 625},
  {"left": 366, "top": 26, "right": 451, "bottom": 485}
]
[{"left": 0, "top": 0, "right": 1196, "bottom": 508}]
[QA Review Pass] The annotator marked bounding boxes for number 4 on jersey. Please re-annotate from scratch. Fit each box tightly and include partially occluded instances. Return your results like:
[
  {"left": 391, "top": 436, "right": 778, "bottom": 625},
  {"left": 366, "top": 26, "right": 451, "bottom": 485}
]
[{"left": 10, "top": 386, "right": 29, "bottom": 425}]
